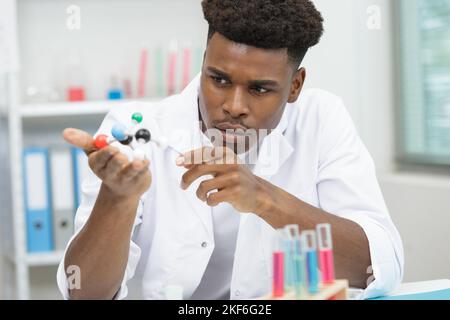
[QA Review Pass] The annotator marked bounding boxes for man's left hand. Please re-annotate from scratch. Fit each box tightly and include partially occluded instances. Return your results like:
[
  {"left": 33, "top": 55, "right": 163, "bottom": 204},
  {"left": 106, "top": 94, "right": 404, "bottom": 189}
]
[{"left": 176, "top": 147, "right": 270, "bottom": 213}]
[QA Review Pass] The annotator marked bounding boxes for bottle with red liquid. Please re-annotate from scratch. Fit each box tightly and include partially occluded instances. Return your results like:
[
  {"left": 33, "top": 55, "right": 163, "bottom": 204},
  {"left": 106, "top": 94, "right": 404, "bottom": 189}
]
[{"left": 66, "top": 55, "right": 85, "bottom": 102}]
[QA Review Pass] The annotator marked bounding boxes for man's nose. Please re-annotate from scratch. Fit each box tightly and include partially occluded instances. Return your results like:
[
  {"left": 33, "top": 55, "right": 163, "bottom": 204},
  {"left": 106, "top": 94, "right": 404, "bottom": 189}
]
[{"left": 222, "top": 87, "right": 250, "bottom": 118}]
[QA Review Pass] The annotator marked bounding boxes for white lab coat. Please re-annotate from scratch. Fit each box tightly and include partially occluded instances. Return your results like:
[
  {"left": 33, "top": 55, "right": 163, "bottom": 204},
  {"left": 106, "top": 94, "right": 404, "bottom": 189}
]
[{"left": 57, "top": 74, "right": 404, "bottom": 300}]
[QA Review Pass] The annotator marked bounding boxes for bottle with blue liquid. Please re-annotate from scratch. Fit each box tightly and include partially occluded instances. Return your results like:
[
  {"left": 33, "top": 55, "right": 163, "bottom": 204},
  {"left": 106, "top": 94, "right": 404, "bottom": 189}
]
[{"left": 107, "top": 75, "right": 124, "bottom": 100}]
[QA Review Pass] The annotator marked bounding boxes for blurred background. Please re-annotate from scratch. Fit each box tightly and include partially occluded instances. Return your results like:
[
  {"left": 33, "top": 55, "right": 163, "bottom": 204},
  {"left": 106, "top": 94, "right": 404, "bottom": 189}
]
[{"left": 0, "top": 0, "right": 449, "bottom": 299}]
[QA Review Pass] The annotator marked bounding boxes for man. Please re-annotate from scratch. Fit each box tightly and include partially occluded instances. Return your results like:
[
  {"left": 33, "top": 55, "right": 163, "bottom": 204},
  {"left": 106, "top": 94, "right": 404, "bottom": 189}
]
[{"left": 58, "top": 0, "right": 404, "bottom": 300}]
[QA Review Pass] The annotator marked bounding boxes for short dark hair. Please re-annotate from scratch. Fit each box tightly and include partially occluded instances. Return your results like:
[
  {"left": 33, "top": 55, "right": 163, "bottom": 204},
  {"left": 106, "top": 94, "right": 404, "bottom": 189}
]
[{"left": 201, "top": 0, "right": 324, "bottom": 69}]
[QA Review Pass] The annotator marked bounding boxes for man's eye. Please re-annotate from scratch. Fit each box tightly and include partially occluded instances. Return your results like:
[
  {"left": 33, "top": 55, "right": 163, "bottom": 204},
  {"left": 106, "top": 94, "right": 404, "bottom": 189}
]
[
  {"left": 252, "top": 87, "right": 269, "bottom": 94},
  {"left": 211, "top": 76, "right": 228, "bottom": 85}
]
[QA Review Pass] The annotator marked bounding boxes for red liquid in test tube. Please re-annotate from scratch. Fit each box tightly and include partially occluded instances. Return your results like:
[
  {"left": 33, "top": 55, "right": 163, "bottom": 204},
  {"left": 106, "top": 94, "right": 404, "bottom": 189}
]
[
  {"left": 317, "top": 224, "right": 335, "bottom": 284},
  {"left": 273, "top": 252, "right": 284, "bottom": 297},
  {"left": 168, "top": 41, "right": 178, "bottom": 96},
  {"left": 182, "top": 47, "right": 191, "bottom": 90},
  {"left": 273, "top": 229, "right": 285, "bottom": 297},
  {"left": 137, "top": 47, "right": 148, "bottom": 98}
]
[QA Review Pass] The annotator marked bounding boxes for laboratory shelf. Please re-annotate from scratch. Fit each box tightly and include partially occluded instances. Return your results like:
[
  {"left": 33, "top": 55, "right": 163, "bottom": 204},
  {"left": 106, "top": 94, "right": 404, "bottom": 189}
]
[
  {"left": 25, "top": 251, "right": 65, "bottom": 267},
  {"left": 19, "top": 99, "right": 159, "bottom": 118}
]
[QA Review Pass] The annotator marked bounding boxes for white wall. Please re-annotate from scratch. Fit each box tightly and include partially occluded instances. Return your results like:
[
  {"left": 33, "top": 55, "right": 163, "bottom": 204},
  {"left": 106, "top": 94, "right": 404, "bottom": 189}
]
[
  {"left": 304, "top": 0, "right": 395, "bottom": 173},
  {"left": 306, "top": 0, "right": 450, "bottom": 283},
  {"left": 380, "top": 173, "right": 450, "bottom": 281},
  {"left": 17, "top": 0, "right": 207, "bottom": 102}
]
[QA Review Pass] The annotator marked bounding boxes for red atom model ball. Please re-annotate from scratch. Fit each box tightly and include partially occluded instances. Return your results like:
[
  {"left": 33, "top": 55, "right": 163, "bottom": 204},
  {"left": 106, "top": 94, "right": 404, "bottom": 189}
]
[{"left": 94, "top": 134, "right": 109, "bottom": 149}]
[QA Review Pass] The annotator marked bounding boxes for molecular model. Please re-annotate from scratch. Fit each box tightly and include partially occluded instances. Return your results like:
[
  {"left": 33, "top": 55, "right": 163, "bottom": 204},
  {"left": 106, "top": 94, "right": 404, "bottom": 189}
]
[{"left": 93, "top": 112, "right": 156, "bottom": 161}]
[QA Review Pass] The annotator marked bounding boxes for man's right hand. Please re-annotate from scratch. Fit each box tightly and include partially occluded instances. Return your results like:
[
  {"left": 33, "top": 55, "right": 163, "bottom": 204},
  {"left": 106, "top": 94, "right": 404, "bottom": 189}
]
[{"left": 63, "top": 128, "right": 152, "bottom": 199}]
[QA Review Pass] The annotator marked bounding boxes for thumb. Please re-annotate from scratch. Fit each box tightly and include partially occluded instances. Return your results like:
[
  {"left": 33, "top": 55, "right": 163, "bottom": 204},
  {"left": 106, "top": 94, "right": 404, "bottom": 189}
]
[{"left": 63, "top": 128, "right": 96, "bottom": 154}]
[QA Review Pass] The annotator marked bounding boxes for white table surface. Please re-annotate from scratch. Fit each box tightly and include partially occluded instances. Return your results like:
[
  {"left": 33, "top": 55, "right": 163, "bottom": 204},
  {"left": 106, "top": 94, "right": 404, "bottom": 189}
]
[
  {"left": 348, "top": 279, "right": 450, "bottom": 300},
  {"left": 388, "top": 279, "right": 450, "bottom": 296}
]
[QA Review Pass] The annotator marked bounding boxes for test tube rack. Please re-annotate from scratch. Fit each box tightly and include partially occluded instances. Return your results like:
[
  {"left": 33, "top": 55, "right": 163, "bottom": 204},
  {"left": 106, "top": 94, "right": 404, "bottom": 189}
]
[
  {"left": 259, "top": 279, "right": 349, "bottom": 300},
  {"left": 260, "top": 224, "right": 349, "bottom": 300}
]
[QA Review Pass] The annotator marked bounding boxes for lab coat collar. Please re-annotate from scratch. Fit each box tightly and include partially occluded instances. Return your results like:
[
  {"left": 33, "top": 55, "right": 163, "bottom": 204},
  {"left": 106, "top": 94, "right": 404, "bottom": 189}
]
[{"left": 162, "top": 73, "right": 206, "bottom": 153}]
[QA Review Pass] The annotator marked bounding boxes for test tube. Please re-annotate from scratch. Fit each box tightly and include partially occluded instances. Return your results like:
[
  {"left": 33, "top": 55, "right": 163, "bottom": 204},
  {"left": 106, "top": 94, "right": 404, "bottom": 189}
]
[
  {"left": 283, "top": 225, "right": 299, "bottom": 293},
  {"left": 155, "top": 46, "right": 165, "bottom": 97},
  {"left": 301, "top": 230, "right": 319, "bottom": 295},
  {"left": 167, "top": 40, "right": 178, "bottom": 96},
  {"left": 272, "top": 229, "right": 285, "bottom": 298},
  {"left": 181, "top": 44, "right": 192, "bottom": 90},
  {"left": 317, "top": 224, "right": 335, "bottom": 284},
  {"left": 137, "top": 47, "right": 148, "bottom": 98},
  {"left": 288, "top": 227, "right": 307, "bottom": 299}
]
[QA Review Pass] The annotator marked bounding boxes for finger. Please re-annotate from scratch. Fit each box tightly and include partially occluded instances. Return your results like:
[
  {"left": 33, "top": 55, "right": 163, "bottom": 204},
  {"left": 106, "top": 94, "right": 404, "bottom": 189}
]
[
  {"left": 63, "top": 128, "right": 96, "bottom": 155},
  {"left": 121, "top": 159, "right": 150, "bottom": 181},
  {"left": 176, "top": 147, "right": 210, "bottom": 166},
  {"left": 177, "top": 147, "right": 234, "bottom": 167},
  {"left": 206, "top": 189, "right": 231, "bottom": 207},
  {"left": 196, "top": 175, "right": 232, "bottom": 202},
  {"left": 210, "top": 147, "right": 239, "bottom": 165},
  {"left": 102, "top": 152, "right": 129, "bottom": 180},
  {"left": 135, "top": 160, "right": 151, "bottom": 176},
  {"left": 181, "top": 164, "right": 228, "bottom": 190},
  {"left": 89, "top": 146, "right": 119, "bottom": 174},
  {"left": 183, "top": 164, "right": 196, "bottom": 170}
]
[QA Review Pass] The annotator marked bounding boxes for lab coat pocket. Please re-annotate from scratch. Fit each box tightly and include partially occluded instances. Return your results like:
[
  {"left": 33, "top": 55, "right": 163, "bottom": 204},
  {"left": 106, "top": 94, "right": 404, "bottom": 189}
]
[
  {"left": 232, "top": 214, "right": 273, "bottom": 299},
  {"left": 258, "top": 220, "right": 278, "bottom": 280}
]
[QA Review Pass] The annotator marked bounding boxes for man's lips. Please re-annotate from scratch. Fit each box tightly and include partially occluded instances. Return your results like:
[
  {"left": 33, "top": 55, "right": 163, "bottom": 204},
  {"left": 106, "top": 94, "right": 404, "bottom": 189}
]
[
  {"left": 212, "top": 124, "right": 250, "bottom": 144},
  {"left": 214, "top": 123, "right": 249, "bottom": 132}
]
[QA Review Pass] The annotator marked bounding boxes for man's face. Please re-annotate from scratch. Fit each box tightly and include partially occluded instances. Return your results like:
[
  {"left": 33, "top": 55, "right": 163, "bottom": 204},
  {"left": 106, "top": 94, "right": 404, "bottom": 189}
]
[{"left": 199, "top": 32, "right": 305, "bottom": 154}]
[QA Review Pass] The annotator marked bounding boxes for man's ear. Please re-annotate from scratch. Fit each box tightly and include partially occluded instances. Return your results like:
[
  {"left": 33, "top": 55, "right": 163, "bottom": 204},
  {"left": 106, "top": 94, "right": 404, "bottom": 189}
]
[{"left": 287, "top": 67, "right": 306, "bottom": 103}]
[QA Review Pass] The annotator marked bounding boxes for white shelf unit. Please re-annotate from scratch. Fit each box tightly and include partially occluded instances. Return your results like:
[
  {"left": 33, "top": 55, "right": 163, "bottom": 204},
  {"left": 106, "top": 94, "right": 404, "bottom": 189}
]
[
  {"left": 25, "top": 252, "right": 65, "bottom": 267},
  {"left": 0, "top": 0, "right": 207, "bottom": 299},
  {"left": 4, "top": 250, "right": 65, "bottom": 268},
  {"left": 2, "top": 80, "right": 161, "bottom": 300},
  {"left": 18, "top": 99, "right": 162, "bottom": 118},
  {"left": 19, "top": 101, "right": 117, "bottom": 118},
  {"left": 3, "top": 80, "right": 122, "bottom": 299}
]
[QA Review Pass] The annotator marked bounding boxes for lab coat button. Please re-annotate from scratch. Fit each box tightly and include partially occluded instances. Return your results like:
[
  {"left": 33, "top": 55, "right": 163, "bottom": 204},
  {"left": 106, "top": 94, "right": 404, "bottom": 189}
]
[
  {"left": 235, "top": 290, "right": 240, "bottom": 297},
  {"left": 201, "top": 241, "right": 208, "bottom": 248}
]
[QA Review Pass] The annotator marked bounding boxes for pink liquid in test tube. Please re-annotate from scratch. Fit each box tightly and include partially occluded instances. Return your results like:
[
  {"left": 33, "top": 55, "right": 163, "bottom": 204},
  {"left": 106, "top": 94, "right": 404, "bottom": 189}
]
[
  {"left": 273, "top": 229, "right": 285, "bottom": 297},
  {"left": 168, "top": 41, "right": 178, "bottom": 96},
  {"left": 182, "top": 47, "right": 191, "bottom": 90},
  {"left": 273, "top": 252, "right": 284, "bottom": 297},
  {"left": 137, "top": 48, "right": 148, "bottom": 98},
  {"left": 319, "top": 249, "right": 335, "bottom": 283},
  {"left": 317, "top": 224, "right": 335, "bottom": 284}
]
